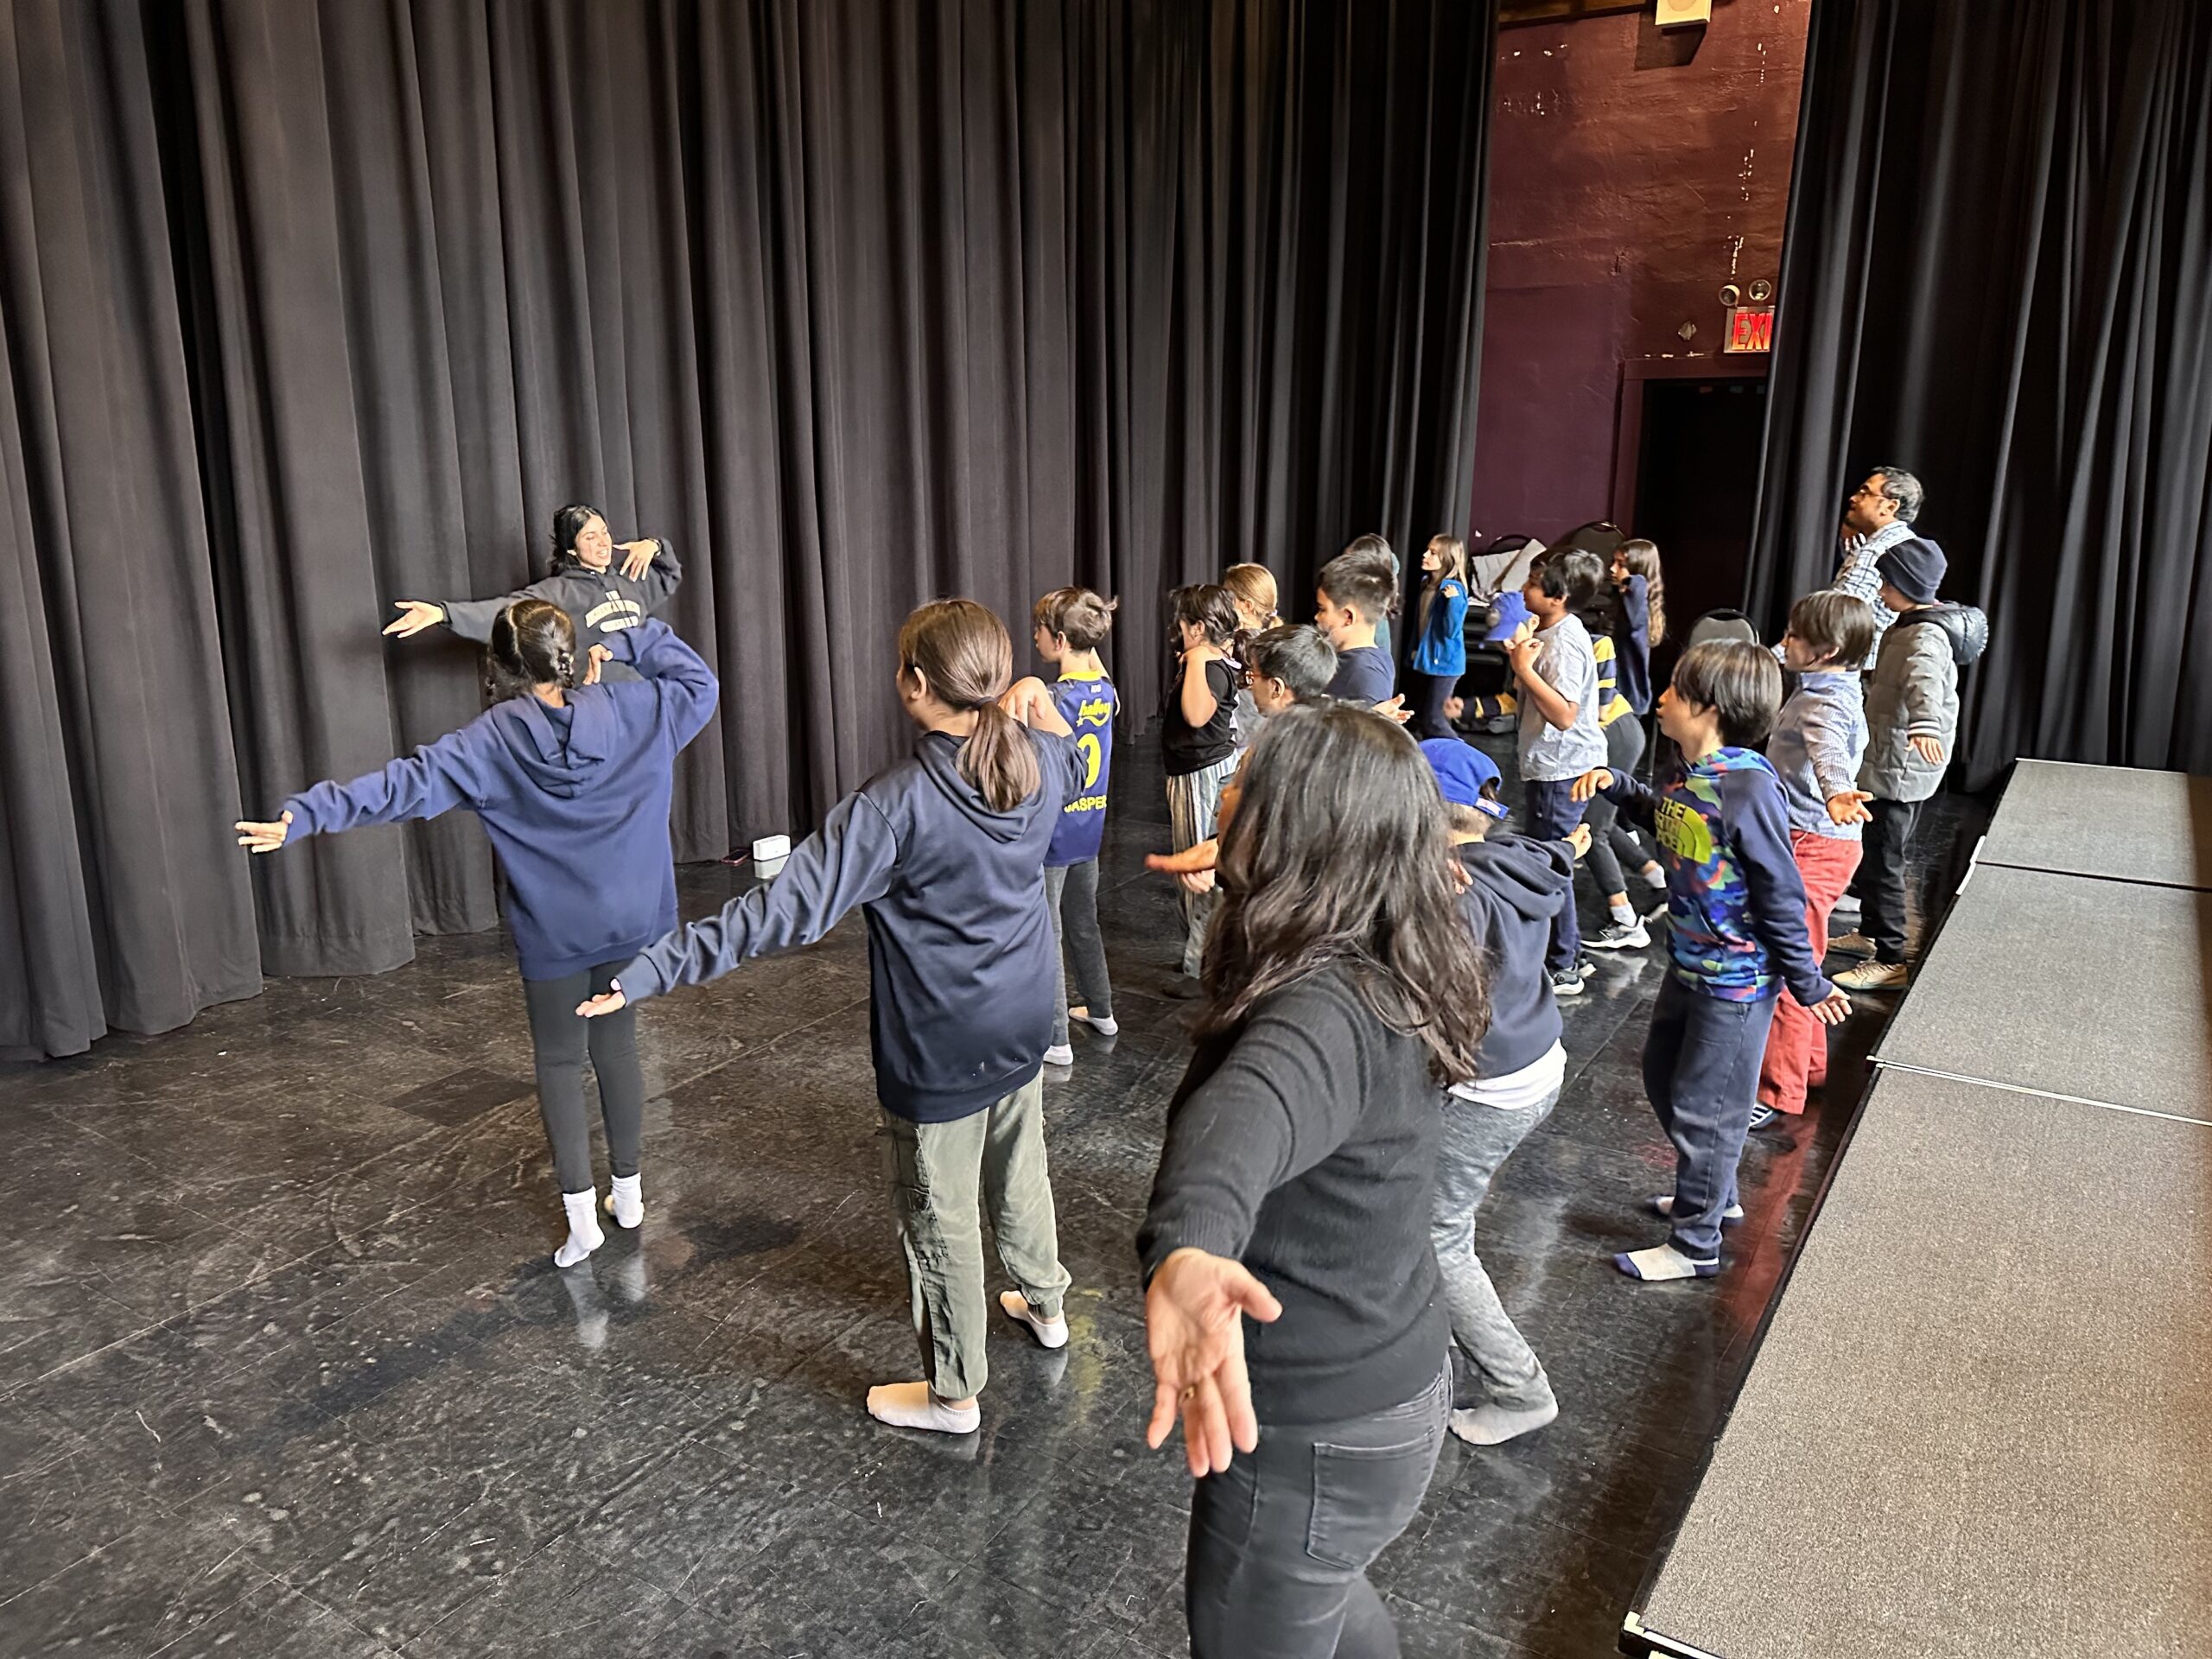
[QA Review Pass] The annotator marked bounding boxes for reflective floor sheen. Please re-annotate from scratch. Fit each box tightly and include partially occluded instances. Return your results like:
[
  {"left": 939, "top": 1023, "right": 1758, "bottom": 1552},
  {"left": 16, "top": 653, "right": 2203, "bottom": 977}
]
[{"left": 0, "top": 742, "right": 1961, "bottom": 1659}]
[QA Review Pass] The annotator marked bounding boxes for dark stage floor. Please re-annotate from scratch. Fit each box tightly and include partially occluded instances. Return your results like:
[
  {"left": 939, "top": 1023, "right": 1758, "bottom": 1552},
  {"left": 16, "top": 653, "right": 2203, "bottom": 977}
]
[{"left": 0, "top": 739, "right": 1973, "bottom": 1659}]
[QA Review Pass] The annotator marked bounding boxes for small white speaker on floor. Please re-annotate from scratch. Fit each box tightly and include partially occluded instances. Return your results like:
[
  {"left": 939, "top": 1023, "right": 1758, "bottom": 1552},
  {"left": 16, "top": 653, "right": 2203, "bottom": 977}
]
[{"left": 752, "top": 833, "right": 791, "bottom": 863}]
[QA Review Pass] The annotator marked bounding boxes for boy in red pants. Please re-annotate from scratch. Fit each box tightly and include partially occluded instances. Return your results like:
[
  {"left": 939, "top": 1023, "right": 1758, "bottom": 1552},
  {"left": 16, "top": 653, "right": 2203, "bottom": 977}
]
[{"left": 1751, "top": 592, "right": 1876, "bottom": 1130}]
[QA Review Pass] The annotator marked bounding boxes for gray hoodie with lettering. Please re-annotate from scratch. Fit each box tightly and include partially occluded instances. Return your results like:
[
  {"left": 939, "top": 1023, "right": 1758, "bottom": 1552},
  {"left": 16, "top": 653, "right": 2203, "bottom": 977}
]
[{"left": 437, "top": 541, "right": 683, "bottom": 680}]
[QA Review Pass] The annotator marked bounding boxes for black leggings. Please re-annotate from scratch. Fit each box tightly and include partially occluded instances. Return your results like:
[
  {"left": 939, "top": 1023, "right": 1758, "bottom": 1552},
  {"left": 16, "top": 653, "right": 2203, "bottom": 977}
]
[
  {"left": 1404, "top": 669, "right": 1459, "bottom": 739},
  {"left": 521, "top": 961, "right": 645, "bottom": 1193}
]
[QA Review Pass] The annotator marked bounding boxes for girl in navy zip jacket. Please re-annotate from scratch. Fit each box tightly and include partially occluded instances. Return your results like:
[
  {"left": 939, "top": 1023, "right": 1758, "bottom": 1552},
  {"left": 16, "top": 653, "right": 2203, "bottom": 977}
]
[
  {"left": 235, "top": 606, "right": 717, "bottom": 1268},
  {"left": 579, "top": 600, "right": 1088, "bottom": 1436}
]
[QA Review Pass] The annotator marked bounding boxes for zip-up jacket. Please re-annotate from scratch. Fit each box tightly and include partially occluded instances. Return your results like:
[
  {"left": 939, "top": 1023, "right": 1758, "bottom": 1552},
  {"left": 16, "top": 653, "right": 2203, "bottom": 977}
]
[{"left": 1859, "top": 607, "right": 1965, "bottom": 802}]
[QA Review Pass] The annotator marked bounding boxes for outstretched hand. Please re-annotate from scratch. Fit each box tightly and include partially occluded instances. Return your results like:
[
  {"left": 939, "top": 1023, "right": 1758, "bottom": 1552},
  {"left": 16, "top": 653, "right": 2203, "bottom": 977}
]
[
  {"left": 1566, "top": 823, "right": 1592, "bottom": 861},
  {"left": 1810, "top": 988, "right": 1853, "bottom": 1027},
  {"left": 1147, "top": 842, "right": 1219, "bottom": 888},
  {"left": 1909, "top": 734, "right": 1946, "bottom": 766},
  {"left": 384, "top": 601, "right": 445, "bottom": 638},
  {"left": 583, "top": 644, "right": 614, "bottom": 686},
  {"left": 618, "top": 539, "right": 658, "bottom": 582},
  {"left": 1144, "top": 1248, "right": 1283, "bottom": 1478},
  {"left": 576, "top": 987, "right": 629, "bottom": 1019},
  {"left": 234, "top": 810, "right": 294, "bottom": 854},
  {"left": 1826, "top": 790, "right": 1874, "bottom": 826},
  {"left": 1570, "top": 768, "right": 1613, "bottom": 804},
  {"left": 1372, "top": 695, "right": 1413, "bottom": 726}
]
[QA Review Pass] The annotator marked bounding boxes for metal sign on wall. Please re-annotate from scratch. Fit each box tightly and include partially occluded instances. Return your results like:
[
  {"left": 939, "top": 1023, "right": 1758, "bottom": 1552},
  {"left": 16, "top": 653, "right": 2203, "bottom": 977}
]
[{"left": 1725, "top": 305, "right": 1775, "bottom": 353}]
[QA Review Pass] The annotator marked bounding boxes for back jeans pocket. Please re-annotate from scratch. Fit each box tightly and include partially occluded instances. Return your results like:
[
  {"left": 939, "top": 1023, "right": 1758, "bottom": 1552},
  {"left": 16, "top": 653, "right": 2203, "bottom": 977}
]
[{"left": 1305, "top": 1432, "right": 1439, "bottom": 1572}]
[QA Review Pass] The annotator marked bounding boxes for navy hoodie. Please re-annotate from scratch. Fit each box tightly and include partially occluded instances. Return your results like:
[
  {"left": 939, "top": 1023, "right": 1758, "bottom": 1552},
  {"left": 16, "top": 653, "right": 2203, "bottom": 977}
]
[
  {"left": 280, "top": 620, "right": 718, "bottom": 979},
  {"left": 1455, "top": 834, "right": 1574, "bottom": 1079},
  {"left": 618, "top": 725, "right": 1084, "bottom": 1123}
]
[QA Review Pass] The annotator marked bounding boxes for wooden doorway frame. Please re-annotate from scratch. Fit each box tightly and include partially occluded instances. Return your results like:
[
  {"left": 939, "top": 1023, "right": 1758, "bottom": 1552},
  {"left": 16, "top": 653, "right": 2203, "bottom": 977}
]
[{"left": 1610, "top": 354, "right": 1770, "bottom": 528}]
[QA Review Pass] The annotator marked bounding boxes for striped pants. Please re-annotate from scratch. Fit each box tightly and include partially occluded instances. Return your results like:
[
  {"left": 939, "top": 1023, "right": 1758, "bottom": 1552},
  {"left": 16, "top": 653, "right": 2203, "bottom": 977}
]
[{"left": 1165, "top": 753, "right": 1237, "bottom": 978}]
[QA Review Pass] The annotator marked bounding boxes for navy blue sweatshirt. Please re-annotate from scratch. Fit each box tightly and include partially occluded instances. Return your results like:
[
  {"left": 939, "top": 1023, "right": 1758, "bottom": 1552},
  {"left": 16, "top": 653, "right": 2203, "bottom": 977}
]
[
  {"left": 279, "top": 620, "right": 718, "bottom": 980},
  {"left": 1455, "top": 834, "right": 1573, "bottom": 1078},
  {"left": 617, "top": 726, "right": 1084, "bottom": 1122},
  {"left": 1613, "top": 574, "right": 1655, "bottom": 716}
]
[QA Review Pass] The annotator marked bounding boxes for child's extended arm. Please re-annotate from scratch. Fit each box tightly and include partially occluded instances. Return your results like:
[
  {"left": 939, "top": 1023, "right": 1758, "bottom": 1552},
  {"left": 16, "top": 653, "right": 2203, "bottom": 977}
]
[
  {"left": 238, "top": 726, "right": 496, "bottom": 849},
  {"left": 1178, "top": 651, "right": 1223, "bottom": 729},
  {"left": 1501, "top": 632, "right": 1582, "bottom": 731},
  {"left": 1573, "top": 766, "right": 1659, "bottom": 833},
  {"left": 1800, "top": 691, "right": 1872, "bottom": 824},
  {"left": 587, "top": 792, "right": 899, "bottom": 1014},
  {"left": 1902, "top": 628, "right": 1950, "bottom": 765},
  {"left": 606, "top": 617, "right": 721, "bottom": 746},
  {"left": 1727, "top": 775, "right": 1850, "bottom": 1023}
]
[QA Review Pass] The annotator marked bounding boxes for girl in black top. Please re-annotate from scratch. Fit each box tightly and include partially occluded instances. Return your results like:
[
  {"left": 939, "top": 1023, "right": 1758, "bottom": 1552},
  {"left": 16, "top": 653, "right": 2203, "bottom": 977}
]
[
  {"left": 1138, "top": 702, "right": 1491, "bottom": 1659},
  {"left": 1160, "top": 584, "right": 1245, "bottom": 990}
]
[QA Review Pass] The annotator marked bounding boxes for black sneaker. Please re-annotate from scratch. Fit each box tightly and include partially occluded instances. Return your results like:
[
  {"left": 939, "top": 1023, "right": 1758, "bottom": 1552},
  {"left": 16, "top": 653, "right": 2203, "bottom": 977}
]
[
  {"left": 1746, "top": 1105, "right": 1783, "bottom": 1133},
  {"left": 1160, "top": 974, "right": 1202, "bottom": 1001},
  {"left": 1587, "top": 918, "right": 1650, "bottom": 950}
]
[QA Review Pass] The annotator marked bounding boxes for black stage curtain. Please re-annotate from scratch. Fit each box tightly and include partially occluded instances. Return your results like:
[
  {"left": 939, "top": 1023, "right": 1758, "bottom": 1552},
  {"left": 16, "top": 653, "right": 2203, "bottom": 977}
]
[
  {"left": 0, "top": 0, "right": 1495, "bottom": 1060},
  {"left": 1746, "top": 0, "right": 2212, "bottom": 788}
]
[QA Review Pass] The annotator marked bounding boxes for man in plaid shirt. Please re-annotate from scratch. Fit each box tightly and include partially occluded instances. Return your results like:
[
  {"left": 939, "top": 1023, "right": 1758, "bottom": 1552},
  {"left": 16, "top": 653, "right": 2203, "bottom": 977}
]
[{"left": 1831, "top": 467, "right": 1923, "bottom": 667}]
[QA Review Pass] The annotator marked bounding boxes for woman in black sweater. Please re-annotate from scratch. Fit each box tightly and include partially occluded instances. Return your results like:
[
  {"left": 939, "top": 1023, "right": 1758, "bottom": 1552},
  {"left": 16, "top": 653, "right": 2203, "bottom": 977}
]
[{"left": 1138, "top": 702, "right": 1491, "bottom": 1659}]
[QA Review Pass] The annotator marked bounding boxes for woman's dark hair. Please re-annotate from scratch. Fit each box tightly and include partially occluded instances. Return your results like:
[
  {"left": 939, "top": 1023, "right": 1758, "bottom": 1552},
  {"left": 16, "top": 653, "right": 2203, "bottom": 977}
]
[
  {"left": 487, "top": 598, "right": 579, "bottom": 699},
  {"left": 1033, "top": 587, "right": 1119, "bottom": 651},
  {"left": 1245, "top": 624, "right": 1338, "bottom": 702},
  {"left": 1201, "top": 703, "right": 1490, "bottom": 1083},
  {"left": 1786, "top": 590, "right": 1876, "bottom": 668},
  {"left": 550, "top": 503, "right": 605, "bottom": 569},
  {"left": 899, "top": 600, "right": 1039, "bottom": 812},
  {"left": 1618, "top": 538, "right": 1667, "bottom": 645},
  {"left": 1171, "top": 582, "right": 1242, "bottom": 648},
  {"left": 1671, "top": 639, "right": 1784, "bottom": 748}
]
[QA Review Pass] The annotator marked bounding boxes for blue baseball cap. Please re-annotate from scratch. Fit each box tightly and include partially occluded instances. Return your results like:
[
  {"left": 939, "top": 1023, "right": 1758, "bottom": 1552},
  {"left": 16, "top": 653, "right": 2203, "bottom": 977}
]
[
  {"left": 1480, "top": 590, "right": 1532, "bottom": 645},
  {"left": 1421, "top": 739, "right": 1507, "bottom": 819}
]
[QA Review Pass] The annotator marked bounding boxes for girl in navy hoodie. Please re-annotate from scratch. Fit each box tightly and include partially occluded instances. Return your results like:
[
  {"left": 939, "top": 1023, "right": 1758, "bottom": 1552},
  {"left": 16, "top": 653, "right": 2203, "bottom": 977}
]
[
  {"left": 235, "top": 602, "right": 718, "bottom": 1268},
  {"left": 578, "top": 600, "right": 1086, "bottom": 1436}
]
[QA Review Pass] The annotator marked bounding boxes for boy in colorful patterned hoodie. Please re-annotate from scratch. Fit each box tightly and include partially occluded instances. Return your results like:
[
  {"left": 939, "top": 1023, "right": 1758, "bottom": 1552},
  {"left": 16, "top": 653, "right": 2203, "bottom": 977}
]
[{"left": 1574, "top": 641, "right": 1853, "bottom": 1281}]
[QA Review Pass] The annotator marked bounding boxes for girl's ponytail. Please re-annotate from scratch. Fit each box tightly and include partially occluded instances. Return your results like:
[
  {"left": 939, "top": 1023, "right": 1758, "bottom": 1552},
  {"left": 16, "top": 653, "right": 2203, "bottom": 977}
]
[
  {"left": 487, "top": 599, "right": 579, "bottom": 701},
  {"left": 898, "top": 600, "right": 1039, "bottom": 812}
]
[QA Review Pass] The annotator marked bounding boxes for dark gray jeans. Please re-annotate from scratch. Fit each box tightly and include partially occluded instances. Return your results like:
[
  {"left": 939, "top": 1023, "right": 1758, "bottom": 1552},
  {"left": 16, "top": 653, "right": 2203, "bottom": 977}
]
[
  {"left": 1185, "top": 1365, "right": 1450, "bottom": 1658},
  {"left": 1431, "top": 1090, "right": 1559, "bottom": 1413},
  {"left": 1044, "top": 860, "right": 1113, "bottom": 1047},
  {"left": 520, "top": 961, "right": 644, "bottom": 1194}
]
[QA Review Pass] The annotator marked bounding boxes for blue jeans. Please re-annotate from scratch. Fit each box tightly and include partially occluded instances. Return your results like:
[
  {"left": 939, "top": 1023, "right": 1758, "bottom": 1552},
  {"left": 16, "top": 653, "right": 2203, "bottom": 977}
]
[
  {"left": 1643, "top": 976, "right": 1778, "bottom": 1260},
  {"left": 1185, "top": 1366, "right": 1450, "bottom": 1658},
  {"left": 1522, "top": 779, "right": 1589, "bottom": 974}
]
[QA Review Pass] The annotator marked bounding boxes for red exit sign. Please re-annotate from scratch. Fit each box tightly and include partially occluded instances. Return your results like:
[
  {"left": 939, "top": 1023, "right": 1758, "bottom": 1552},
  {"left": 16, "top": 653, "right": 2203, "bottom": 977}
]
[{"left": 1726, "top": 305, "right": 1774, "bottom": 353}]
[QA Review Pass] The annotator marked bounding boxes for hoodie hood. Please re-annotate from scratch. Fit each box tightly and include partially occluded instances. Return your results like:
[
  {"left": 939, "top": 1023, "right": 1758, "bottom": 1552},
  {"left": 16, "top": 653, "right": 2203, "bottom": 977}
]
[
  {"left": 499, "top": 687, "right": 621, "bottom": 798},
  {"left": 915, "top": 730, "right": 1040, "bottom": 845},
  {"left": 1456, "top": 835, "right": 1573, "bottom": 926},
  {"left": 1896, "top": 602, "right": 1988, "bottom": 668}
]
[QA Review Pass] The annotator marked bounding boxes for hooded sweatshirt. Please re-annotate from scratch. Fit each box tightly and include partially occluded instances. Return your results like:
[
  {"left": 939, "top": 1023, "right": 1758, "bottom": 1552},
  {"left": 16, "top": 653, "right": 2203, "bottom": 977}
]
[
  {"left": 279, "top": 619, "right": 718, "bottom": 979},
  {"left": 437, "top": 541, "right": 683, "bottom": 681},
  {"left": 1452, "top": 834, "right": 1573, "bottom": 1082},
  {"left": 1599, "top": 749, "right": 1832, "bottom": 1006},
  {"left": 617, "top": 725, "right": 1084, "bottom": 1123}
]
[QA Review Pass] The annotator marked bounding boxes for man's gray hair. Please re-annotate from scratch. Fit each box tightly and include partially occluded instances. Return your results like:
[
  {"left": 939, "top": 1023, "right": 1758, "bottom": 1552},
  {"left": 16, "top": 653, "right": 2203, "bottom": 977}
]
[{"left": 1869, "top": 463, "right": 1923, "bottom": 523}]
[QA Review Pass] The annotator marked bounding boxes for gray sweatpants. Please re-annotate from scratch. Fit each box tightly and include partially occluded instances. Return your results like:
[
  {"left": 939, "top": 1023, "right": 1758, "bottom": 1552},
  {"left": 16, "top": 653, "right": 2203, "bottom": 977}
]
[
  {"left": 1045, "top": 860, "right": 1113, "bottom": 1046},
  {"left": 878, "top": 1074, "right": 1070, "bottom": 1402},
  {"left": 1430, "top": 1088, "right": 1560, "bottom": 1413}
]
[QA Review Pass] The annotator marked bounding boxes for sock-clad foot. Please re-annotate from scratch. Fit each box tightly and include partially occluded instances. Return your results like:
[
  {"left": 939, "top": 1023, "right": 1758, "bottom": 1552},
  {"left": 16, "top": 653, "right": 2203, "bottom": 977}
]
[
  {"left": 866, "top": 1381, "right": 981, "bottom": 1434},
  {"left": 1450, "top": 1395, "right": 1560, "bottom": 1447},
  {"left": 1043, "top": 1043, "right": 1075, "bottom": 1067},
  {"left": 1069, "top": 1007, "right": 1119, "bottom": 1036},
  {"left": 1615, "top": 1243, "right": 1720, "bottom": 1281},
  {"left": 999, "top": 1291, "right": 1070, "bottom": 1350},
  {"left": 1648, "top": 1194, "right": 1745, "bottom": 1224},
  {"left": 602, "top": 1173, "right": 644, "bottom": 1230},
  {"left": 554, "top": 1188, "right": 605, "bottom": 1268}
]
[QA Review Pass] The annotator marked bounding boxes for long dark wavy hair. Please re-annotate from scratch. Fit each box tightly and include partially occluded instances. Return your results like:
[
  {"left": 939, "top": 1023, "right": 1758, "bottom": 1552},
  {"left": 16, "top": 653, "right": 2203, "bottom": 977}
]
[{"left": 1200, "top": 702, "right": 1490, "bottom": 1083}]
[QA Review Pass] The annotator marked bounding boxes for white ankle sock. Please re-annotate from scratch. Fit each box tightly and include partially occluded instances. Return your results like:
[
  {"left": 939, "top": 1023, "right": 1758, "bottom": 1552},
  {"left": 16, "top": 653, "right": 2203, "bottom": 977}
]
[
  {"left": 604, "top": 1173, "right": 643, "bottom": 1230},
  {"left": 554, "top": 1189, "right": 605, "bottom": 1268},
  {"left": 1070, "top": 1007, "right": 1119, "bottom": 1036},
  {"left": 866, "top": 1381, "right": 981, "bottom": 1434},
  {"left": 1615, "top": 1243, "right": 1717, "bottom": 1281},
  {"left": 1639, "top": 864, "right": 1666, "bottom": 889},
  {"left": 1649, "top": 1194, "right": 1745, "bottom": 1223},
  {"left": 1450, "top": 1397, "right": 1559, "bottom": 1446},
  {"left": 999, "top": 1291, "right": 1070, "bottom": 1350},
  {"left": 1609, "top": 900, "right": 1636, "bottom": 925}
]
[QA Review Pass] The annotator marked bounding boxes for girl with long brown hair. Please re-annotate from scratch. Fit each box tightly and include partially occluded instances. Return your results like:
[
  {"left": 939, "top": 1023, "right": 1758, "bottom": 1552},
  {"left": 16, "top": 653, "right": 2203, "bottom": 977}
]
[
  {"left": 579, "top": 601, "right": 1086, "bottom": 1434},
  {"left": 1137, "top": 702, "right": 1490, "bottom": 1658}
]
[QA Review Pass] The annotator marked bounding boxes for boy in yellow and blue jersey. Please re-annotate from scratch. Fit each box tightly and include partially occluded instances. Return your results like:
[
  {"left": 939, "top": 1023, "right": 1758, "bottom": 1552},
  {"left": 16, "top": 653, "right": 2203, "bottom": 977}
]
[{"left": 1033, "top": 588, "right": 1122, "bottom": 1066}]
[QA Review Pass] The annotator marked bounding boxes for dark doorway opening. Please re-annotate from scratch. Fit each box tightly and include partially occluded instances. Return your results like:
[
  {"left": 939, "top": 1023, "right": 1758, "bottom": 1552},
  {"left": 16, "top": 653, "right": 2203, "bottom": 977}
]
[{"left": 1612, "top": 360, "right": 1770, "bottom": 661}]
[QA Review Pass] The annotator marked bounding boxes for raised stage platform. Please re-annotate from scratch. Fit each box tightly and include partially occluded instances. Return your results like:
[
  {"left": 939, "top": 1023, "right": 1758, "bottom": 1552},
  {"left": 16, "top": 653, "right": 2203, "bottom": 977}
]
[{"left": 1622, "top": 760, "right": 2212, "bottom": 1659}]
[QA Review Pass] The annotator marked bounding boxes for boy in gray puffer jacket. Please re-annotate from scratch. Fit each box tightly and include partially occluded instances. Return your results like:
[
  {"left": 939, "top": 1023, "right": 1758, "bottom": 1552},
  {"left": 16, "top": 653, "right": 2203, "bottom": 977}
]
[{"left": 1833, "top": 537, "right": 1974, "bottom": 989}]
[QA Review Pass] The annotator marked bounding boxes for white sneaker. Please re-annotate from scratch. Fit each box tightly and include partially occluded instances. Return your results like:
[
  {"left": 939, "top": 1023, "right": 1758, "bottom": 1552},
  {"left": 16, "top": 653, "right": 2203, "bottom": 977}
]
[
  {"left": 1827, "top": 931, "right": 1878, "bottom": 959},
  {"left": 1042, "top": 1044, "right": 1075, "bottom": 1067},
  {"left": 1549, "top": 968, "right": 1586, "bottom": 999},
  {"left": 1586, "top": 918, "right": 1649, "bottom": 950}
]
